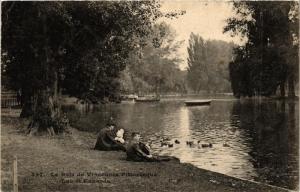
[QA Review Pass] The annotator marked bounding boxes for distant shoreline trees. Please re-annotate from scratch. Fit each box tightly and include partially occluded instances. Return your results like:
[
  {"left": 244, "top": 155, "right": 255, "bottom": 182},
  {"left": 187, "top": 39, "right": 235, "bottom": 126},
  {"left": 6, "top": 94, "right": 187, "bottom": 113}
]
[
  {"left": 224, "top": 1, "right": 299, "bottom": 98},
  {"left": 186, "top": 33, "right": 235, "bottom": 94}
]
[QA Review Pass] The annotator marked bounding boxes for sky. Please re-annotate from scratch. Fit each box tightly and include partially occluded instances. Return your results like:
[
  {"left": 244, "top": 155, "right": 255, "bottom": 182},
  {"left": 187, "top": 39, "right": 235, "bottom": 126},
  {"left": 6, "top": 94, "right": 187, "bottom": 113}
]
[{"left": 159, "top": 1, "right": 244, "bottom": 70}]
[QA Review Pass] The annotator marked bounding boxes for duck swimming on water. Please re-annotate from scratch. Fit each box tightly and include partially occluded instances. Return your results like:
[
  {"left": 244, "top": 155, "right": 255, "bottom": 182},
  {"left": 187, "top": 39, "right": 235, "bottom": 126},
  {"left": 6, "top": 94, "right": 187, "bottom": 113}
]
[
  {"left": 201, "top": 143, "right": 213, "bottom": 148},
  {"left": 186, "top": 141, "right": 195, "bottom": 147},
  {"left": 162, "top": 136, "right": 171, "bottom": 141},
  {"left": 223, "top": 143, "right": 230, "bottom": 147},
  {"left": 186, "top": 141, "right": 193, "bottom": 145}
]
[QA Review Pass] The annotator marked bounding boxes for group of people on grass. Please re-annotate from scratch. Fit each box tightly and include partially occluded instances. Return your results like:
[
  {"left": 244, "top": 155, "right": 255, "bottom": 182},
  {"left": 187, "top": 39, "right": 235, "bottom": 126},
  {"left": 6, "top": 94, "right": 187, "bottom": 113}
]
[{"left": 94, "top": 117, "right": 178, "bottom": 162}]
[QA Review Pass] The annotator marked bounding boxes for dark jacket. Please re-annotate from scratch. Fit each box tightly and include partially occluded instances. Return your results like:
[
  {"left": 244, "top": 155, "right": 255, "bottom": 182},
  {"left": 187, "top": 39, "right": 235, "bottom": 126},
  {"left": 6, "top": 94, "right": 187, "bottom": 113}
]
[
  {"left": 94, "top": 127, "right": 125, "bottom": 151},
  {"left": 126, "top": 141, "right": 152, "bottom": 161}
]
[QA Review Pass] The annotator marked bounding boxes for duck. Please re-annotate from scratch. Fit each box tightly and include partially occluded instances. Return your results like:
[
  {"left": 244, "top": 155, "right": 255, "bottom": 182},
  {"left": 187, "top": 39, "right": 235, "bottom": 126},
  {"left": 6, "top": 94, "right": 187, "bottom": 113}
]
[
  {"left": 223, "top": 143, "right": 230, "bottom": 147},
  {"left": 175, "top": 140, "right": 180, "bottom": 144},
  {"left": 168, "top": 144, "right": 173, "bottom": 148},
  {"left": 201, "top": 143, "right": 213, "bottom": 148},
  {"left": 186, "top": 141, "right": 195, "bottom": 147},
  {"left": 162, "top": 137, "right": 171, "bottom": 141},
  {"left": 161, "top": 142, "right": 168, "bottom": 147},
  {"left": 186, "top": 141, "right": 194, "bottom": 145}
]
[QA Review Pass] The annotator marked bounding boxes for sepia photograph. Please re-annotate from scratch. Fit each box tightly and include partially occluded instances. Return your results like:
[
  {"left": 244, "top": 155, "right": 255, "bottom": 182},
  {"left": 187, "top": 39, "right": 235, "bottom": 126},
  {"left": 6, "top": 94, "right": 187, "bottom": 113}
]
[{"left": 1, "top": 1, "right": 299, "bottom": 191}]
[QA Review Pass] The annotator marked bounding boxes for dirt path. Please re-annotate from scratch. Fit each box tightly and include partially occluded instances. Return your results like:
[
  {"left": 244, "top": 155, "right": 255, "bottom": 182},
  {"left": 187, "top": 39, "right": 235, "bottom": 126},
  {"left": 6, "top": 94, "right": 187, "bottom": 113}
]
[{"left": 1, "top": 110, "right": 293, "bottom": 192}]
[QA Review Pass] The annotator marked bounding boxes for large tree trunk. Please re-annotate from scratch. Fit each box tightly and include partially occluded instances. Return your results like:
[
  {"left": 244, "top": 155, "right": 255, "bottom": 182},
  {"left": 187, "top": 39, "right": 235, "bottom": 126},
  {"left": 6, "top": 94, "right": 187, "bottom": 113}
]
[
  {"left": 27, "top": 90, "right": 54, "bottom": 135},
  {"left": 27, "top": 87, "right": 64, "bottom": 136},
  {"left": 27, "top": 13, "right": 57, "bottom": 135},
  {"left": 26, "top": 11, "right": 67, "bottom": 136},
  {"left": 25, "top": 73, "right": 66, "bottom": 135}
]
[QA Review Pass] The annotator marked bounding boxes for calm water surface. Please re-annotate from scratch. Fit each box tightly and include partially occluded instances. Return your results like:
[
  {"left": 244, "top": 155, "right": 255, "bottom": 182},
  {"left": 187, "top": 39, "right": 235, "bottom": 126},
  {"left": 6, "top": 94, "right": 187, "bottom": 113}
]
[{"left": 65, "top": 98, "right": 299, "bottom": 190}]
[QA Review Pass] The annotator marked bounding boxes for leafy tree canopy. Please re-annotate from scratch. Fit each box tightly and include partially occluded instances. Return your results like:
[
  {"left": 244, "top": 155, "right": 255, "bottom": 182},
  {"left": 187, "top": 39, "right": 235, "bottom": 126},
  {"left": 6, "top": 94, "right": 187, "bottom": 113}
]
[
  {"left": 186, "top": 33, "right": 235, "bottom": 94},
  {"left": 224, "top": 1, "right": 299, "bottom": 97}
]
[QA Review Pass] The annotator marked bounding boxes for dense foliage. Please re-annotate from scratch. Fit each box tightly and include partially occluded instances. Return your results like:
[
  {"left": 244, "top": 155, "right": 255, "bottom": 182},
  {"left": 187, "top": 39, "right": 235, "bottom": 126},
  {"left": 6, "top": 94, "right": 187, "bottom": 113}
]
[
  {"left": 224, "top": 1, "right": 299, "bottom": 98},
  {"left": 186, "top": 33, "right": 235, "bottom": 93}
]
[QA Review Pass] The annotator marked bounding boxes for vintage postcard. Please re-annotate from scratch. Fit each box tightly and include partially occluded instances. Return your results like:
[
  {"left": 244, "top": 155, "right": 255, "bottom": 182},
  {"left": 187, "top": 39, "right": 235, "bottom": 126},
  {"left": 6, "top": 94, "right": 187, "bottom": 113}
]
[{"left": 1, "top": 1, "right": 299, "bottom": 191}]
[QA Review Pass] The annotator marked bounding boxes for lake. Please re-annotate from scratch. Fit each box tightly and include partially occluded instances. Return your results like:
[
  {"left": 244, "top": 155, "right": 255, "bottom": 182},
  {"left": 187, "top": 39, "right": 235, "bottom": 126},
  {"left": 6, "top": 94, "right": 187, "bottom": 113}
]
[{"left": 65, "top": 97, "right": 299, "bottom": 190}]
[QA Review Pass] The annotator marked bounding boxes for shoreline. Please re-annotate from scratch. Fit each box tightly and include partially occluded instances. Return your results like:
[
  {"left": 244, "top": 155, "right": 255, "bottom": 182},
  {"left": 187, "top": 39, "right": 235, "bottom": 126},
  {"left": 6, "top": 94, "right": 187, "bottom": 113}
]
[
  {"left": 60, "top": 95, "right": 299, "bottom": 106},
  {"left": 1, "top": 109, "right": 296, "bottom": 192}
]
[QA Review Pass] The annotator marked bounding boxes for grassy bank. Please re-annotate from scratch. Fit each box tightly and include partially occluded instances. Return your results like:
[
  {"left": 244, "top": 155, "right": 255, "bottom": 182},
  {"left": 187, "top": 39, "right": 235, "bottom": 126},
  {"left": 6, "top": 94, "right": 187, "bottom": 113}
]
[{"left": 1, "top": 109, "right": 293, "bottom": 192}]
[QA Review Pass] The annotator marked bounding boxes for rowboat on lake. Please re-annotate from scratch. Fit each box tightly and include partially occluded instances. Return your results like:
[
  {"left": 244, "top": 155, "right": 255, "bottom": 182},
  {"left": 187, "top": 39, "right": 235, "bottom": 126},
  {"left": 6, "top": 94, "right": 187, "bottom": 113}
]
[
  {"left": 184, "top": 99, "right": 212, "bottom": 106},
  {"left": 134, "top": 96, "right": 160, "bottom": 102}
]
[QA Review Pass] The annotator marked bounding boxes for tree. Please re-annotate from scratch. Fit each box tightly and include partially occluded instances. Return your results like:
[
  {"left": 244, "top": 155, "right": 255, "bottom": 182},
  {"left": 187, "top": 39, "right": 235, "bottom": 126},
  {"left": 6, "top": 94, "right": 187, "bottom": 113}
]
[
  {"left": 186, "top": 33, "right": 235, "bottom": 94},
  {"left": 228, "top": 47, "right": 254, "bottom": 97},
  {"left": 186, "top": 33, "right": 208, "bottom": 93},
  {"left": 2, "top": 1, "right": 165, "bottom": 134},
  {"left": 224, "top": 1, "right": 299, "bottom": 98}
]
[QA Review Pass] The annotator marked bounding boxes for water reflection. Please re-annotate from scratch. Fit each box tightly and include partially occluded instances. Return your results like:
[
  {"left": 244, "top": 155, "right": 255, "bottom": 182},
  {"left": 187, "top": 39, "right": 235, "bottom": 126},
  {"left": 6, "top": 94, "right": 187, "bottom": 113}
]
[
  {"left": 65, "top": 99, "right": 298, "bottom": 190},
  {"left": 231, "top": 100, "right": 299, "bottom": 189},
  {"left": 170, "top": 107, "right": 193, "bottom": 162},
  {"left": 185, "top": 103, "right": 256, "bottom": 179}
]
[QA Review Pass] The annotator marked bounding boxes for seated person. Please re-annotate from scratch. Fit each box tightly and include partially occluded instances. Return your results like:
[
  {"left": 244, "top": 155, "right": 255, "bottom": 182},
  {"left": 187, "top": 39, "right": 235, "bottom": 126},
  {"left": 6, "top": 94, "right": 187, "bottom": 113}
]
[
  {"left": 126, "top": 132, "right": 179, "bottom": 162},
  {"left": 94, "top": 123, "right": 126, "bottom": 151}
]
